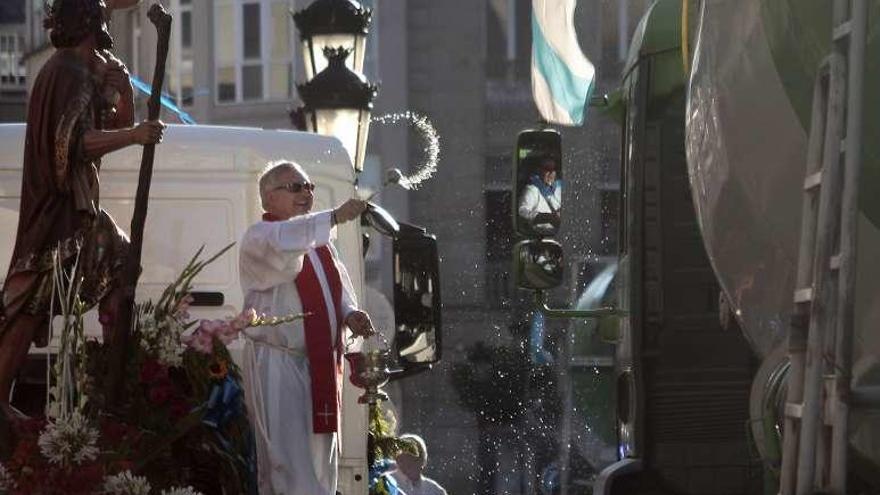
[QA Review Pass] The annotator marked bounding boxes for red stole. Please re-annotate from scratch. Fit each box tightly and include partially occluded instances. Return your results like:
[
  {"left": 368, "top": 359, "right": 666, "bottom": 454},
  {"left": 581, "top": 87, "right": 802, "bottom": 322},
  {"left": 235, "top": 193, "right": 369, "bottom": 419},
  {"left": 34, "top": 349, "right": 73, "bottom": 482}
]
[{"left": 263, "top": 213, "right": 344, "bottom": 434}]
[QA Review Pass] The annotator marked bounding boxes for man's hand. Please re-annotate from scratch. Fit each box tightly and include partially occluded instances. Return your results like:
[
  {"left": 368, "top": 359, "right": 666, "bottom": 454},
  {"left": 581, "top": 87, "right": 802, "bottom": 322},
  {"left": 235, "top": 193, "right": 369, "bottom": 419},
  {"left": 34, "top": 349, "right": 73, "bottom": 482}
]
[
  {"left": 344, "top": 310, "right": 375, "bottom": 338},
  {"left": 98, "top": 51, "right": 133, "bottom": 95},
  {"left": 104, "top": 66, "right": 132, "bottom": 96},
  {"left": 334, "top": 199, "right": 368, "bottom": 225},
  {"left": 130, "top": 120, "right": 166, "bottom": 145}
]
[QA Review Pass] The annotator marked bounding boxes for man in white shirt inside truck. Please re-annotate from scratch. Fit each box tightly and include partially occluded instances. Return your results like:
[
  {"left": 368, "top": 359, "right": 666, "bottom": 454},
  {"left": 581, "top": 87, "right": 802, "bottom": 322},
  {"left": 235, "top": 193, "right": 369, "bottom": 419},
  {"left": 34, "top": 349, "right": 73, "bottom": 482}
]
[{"left": 239, "top": 160, "right": 375, "bottom": 495}]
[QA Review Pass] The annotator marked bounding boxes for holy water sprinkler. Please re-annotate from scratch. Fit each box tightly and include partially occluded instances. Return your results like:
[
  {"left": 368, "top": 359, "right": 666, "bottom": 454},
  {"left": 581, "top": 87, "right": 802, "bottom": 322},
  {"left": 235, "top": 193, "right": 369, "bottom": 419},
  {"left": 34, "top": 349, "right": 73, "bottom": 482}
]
[{"left": 365, "top": 167, "right": 412, "bottom": 201}]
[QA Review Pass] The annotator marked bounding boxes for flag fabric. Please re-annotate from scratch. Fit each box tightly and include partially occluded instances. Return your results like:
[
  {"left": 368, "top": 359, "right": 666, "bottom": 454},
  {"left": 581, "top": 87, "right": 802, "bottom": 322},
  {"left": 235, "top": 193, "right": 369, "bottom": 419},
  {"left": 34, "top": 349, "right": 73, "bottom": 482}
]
[
  {"left": 531, "top": 0, "right": 595, "bottom": 126},
  {"left": 129, "top": 75, "right": 197, "bottom": 124}
]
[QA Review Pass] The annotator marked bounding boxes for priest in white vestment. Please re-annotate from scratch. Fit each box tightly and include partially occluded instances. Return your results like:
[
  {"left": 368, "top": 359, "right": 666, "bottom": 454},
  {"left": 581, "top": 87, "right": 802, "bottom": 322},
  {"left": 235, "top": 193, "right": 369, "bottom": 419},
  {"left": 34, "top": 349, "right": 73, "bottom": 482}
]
[{"left": 239, "top": 161, "right": 373, "bottom": 495}]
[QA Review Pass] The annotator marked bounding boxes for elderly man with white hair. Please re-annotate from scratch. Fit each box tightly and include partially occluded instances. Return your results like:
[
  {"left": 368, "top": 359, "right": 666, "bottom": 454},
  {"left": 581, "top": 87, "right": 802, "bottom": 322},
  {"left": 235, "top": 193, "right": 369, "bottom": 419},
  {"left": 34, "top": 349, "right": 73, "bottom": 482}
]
[
  {"left": 239, "top": 160, "right": 374, "bottom": 495},
  {"left": 392, "top": 433, "right": 448, "bottom": 495}
]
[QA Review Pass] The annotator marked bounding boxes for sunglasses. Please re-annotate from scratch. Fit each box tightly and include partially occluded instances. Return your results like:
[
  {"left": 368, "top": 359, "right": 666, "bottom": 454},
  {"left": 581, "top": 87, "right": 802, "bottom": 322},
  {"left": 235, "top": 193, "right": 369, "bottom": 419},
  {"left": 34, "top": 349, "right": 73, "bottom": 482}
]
[{"left": 275, "top": 181, "right": 316, "bottom": 194}]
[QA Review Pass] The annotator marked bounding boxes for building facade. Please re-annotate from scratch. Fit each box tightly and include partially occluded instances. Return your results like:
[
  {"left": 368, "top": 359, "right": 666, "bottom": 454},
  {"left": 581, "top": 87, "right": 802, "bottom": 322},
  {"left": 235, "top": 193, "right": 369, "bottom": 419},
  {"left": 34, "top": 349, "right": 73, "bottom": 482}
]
[{"left": 0, "top": 0, "right": 26, "bottom": 121}]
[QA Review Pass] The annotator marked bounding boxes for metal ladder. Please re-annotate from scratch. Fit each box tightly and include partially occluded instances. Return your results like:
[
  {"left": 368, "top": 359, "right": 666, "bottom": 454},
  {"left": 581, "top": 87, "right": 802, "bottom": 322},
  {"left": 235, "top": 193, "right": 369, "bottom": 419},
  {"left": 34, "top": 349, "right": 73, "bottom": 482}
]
[{"left": 778, "top": 1, "right": 868, "bottom": 494}]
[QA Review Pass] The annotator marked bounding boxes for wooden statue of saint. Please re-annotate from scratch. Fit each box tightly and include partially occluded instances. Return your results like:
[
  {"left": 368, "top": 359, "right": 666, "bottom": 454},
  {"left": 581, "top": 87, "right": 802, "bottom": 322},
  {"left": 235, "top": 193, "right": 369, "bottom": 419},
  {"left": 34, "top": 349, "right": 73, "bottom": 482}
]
[{"left": 0, "top": 0, "right": 164, "bottom": 426}]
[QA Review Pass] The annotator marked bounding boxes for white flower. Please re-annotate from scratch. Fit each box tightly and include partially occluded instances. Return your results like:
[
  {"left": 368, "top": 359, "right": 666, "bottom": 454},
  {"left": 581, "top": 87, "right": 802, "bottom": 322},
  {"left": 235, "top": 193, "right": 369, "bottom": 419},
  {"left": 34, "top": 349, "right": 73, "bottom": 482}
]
[
  {"left": 0, "top": 462, "right": 16, "bottom": 491},
  {"left": 161, "top": 487, "right": 204, "bottom": 495},
  {"left": 140, "top": 314, "right": 157, "bottom": 337},
  {"left": 37, "top": 411, "right": 99, "bottom": 466},
  {"left": 138, "top": 312, "right": 188, "bottom": 367},
  {"left": 102, "top": 470, "right": 151, "bottom": 495},
  {"left": 167, "top": 317, "right": 185, "bottom": 336},
  {"left": 155, "top": 332, "right": 183, "bottom": 367}
]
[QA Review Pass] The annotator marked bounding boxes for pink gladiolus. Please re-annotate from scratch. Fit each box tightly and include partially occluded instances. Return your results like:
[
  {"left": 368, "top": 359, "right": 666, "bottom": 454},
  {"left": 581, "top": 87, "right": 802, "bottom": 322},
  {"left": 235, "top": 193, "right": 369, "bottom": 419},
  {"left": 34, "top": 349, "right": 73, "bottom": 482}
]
[
  {"left": 244, "top": 307, "right": 257, "bottom": 321},
  {"left": 216, "top": 323, "right": 239, "bottom": 345},
  {"left": 184, "top": 309, "right": 260, "bottom": 352},
  {"left": 196, "top": 331, "right": 214, "bottom": 352},
  {"left": 230, "top": 308, "right": 256, "bottom": 331},
  {"left": 183, "top": 330, "right": 214, "bottom": 354},
  {"left": 175, "top": 294, "right": 194, "bottom": 319},
  {"left": 198, "top": 319, "right": 225, "bottom": 336}
]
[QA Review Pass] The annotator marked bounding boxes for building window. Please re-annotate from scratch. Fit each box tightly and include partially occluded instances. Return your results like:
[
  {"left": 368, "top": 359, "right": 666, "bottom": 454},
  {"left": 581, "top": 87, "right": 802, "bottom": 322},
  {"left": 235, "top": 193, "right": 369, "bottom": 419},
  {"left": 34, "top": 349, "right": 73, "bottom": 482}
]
[
  {"left": 485, "top": 0, "right": 531, "bottom": 79},
  {"left": 180, "top": 1, "right": 193, "bottom": 50},
  {"left": 164, "top": 0, "right": 194, "bottom": 108},
  {"left": 485, "top": 189, "right": 514, "bottom": 308},
  {"left": 485, "top": 153, "right": 511, "bottom": 184},
  {"left": 29, "top": 2, "right": 48, "bottom": 54},
  {"left": 214, "top": 0, "right": 293, "bottom": 104},
  {"left": 0, "top": 33, "right": 25, "bottom": 87}
]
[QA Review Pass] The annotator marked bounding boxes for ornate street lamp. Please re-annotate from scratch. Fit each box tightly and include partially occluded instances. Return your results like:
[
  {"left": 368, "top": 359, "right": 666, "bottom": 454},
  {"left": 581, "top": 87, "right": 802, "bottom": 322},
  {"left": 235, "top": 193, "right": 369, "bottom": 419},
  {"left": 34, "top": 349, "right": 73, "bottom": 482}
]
[
  {"left": 292, "top": 0, "right": 372, "bottom": 80},
  {"left": 297, "top": 47, "right": 377, "bottom": 172}
]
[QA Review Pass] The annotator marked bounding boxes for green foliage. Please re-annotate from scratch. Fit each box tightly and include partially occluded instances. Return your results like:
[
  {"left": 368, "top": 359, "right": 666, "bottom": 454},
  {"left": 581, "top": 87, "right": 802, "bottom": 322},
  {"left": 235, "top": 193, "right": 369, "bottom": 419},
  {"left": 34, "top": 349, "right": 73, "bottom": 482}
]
[{"left": 368, "top": 404, "right": 418, "bottom": 463}]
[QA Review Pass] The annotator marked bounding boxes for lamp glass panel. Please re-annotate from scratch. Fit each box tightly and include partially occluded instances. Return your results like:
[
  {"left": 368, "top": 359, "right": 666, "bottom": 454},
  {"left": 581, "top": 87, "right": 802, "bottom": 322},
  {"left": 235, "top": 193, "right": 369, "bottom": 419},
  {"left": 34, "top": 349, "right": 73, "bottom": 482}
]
[
  {"left": 355, "top": 108, "right": 371, "bottom": 172},
  {"left": 313, "top": 108, "right": 361, "bottom": 170},
  {"left": 352, "top": 35, "right": 367, "bottom": 75},
  {"left": 301, "top": 40, "right": 317, "bottom": 81},
  {"left": 304, "top": 33, "right": 359, "bottom": 78}
]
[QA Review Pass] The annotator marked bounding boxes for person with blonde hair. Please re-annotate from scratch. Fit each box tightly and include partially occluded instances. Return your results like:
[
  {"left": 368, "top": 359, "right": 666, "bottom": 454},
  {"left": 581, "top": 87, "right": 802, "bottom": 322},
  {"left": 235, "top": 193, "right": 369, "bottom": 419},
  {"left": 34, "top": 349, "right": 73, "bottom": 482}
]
[{"left": 392, "top": 433, "right": 448, "bottom": 495}]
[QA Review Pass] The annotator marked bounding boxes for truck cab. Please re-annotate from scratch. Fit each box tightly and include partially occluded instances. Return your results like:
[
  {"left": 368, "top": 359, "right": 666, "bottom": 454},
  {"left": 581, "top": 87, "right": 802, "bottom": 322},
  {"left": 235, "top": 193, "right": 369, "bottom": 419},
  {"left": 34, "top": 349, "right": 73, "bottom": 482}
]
[
  {"left": 0, "top": 123, "right": 432, "bottom": 494},
  {"left": 594, "top": 2, "right": 761, "bottom": 493}
]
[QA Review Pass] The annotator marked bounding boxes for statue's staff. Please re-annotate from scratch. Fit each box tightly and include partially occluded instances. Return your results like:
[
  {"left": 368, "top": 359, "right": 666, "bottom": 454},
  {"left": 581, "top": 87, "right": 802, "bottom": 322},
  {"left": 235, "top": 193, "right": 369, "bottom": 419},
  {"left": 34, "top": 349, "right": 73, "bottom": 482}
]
[{"left": 107, "top": 3, "right": 172, "bottom": 406}]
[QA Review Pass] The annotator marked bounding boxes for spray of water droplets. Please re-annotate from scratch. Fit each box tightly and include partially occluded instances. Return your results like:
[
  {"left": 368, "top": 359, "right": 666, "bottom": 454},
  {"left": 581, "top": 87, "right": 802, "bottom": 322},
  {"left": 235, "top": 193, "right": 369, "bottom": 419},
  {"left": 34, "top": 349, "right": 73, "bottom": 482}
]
[{"left": 371, "top": 111, "right": 440, "bottom": 189}]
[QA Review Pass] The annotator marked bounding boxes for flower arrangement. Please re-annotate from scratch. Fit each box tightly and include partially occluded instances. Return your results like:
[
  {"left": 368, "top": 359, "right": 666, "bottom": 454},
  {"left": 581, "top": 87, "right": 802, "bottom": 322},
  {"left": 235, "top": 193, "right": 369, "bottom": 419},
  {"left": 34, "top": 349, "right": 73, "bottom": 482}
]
[{"left": 1, "top": 243, "right": 303, "bottom": 494}]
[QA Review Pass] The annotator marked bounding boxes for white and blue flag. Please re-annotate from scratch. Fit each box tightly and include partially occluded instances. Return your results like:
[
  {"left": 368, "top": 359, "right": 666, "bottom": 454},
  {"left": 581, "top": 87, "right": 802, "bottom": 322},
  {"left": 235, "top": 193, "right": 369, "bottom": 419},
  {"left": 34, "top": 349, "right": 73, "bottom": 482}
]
[{"left": 531, "top": 0, "right": 595, "bottom": 126}]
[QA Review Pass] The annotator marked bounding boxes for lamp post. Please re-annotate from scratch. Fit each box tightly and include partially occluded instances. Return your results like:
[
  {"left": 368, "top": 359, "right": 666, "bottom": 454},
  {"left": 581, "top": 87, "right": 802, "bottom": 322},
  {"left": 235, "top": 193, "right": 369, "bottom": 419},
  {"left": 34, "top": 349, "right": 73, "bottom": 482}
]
[
  {"left": 296, "top": 47, "right": 377, "bottom": 172},
  {"left": 292, "top": 0, "right": 372, "bottom": 80}
]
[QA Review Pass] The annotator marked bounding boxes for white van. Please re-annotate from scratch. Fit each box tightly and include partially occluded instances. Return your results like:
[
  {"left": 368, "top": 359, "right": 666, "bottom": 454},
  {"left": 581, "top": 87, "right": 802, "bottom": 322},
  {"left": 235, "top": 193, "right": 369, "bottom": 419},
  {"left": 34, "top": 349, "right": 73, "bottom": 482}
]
[{"left": 0, "top": 123, "right": 378, "bottom": 494}]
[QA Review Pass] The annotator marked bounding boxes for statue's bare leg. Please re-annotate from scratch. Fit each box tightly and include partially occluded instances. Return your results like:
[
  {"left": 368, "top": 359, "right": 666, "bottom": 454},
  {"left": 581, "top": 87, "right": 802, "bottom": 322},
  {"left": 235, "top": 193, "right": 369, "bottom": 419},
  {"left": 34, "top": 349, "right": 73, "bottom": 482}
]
[
  {"left": 98, "top": 287, "right": 123, "bottom": 344},
  {"left": 0, "top": 314, "right": 41, "bottom": 416},
  {"left": 0, "top": 314, "right": 39, "bottom": 457},
  {"left": 0, "top": 273, "right": 45, "bottom": 416}
]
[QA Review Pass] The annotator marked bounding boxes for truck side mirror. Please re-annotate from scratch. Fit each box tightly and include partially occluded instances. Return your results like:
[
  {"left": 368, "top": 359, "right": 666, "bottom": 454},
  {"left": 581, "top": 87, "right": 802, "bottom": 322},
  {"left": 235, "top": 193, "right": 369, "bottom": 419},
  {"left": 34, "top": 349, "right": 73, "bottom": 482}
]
[
  {"left": 513, "top": 239, "right": 564, "bottom": 290},
  {"left": 513, "top": 129, "right": 563, "bottom": 238},
  {"left": 392, "top": 224, "right": 442, "bottom": 368}
]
